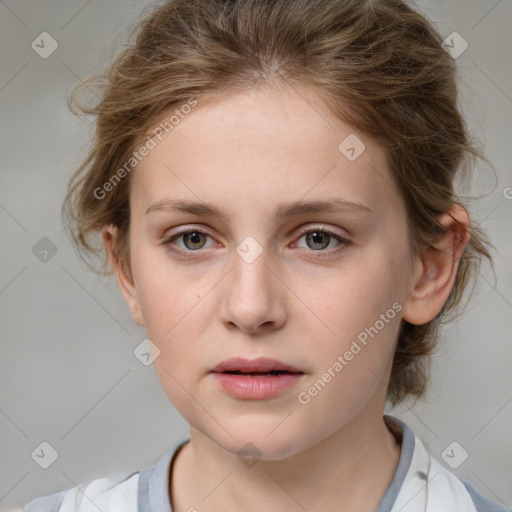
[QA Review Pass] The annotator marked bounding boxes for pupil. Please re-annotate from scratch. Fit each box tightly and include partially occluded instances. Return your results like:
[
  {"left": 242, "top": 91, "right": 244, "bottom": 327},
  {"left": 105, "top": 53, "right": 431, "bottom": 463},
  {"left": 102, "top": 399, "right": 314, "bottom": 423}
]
[
  {"left": 308, "top": 231, "right": 328, "bottom": 250},
  {"left": 186, "top": 232, "right": 204, "bottom": 249}
]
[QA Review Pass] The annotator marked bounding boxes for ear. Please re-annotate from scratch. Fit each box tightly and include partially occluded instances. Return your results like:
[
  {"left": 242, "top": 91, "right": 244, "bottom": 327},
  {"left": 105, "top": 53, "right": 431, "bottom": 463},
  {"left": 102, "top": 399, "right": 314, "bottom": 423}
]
[
  {"left": 102, "top": 225, "right": 145, "bottom": 327},
  {"left": 402, "top": 204, "right": 471, "bottom": 325}
]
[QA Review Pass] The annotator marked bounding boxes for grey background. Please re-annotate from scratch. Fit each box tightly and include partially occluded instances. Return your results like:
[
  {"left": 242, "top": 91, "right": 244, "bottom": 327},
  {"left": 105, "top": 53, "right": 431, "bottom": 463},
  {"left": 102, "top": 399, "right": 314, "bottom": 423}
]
[{"left": 1, "top": 0, "right": 511, "bottom": 509}]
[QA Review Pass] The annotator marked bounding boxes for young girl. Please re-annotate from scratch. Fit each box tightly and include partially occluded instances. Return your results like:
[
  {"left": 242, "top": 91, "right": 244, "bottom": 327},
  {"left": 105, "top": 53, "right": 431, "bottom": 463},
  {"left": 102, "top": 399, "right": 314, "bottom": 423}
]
[{"left": 22, "top": 0, "right": 506, "bottom": 510}]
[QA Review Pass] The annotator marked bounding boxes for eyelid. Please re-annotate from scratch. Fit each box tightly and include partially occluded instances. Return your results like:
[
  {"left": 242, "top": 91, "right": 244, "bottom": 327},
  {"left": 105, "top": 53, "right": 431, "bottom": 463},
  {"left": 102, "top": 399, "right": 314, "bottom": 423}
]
[{"left": 294, "top": 224, "right": 350, "bottom": 241}]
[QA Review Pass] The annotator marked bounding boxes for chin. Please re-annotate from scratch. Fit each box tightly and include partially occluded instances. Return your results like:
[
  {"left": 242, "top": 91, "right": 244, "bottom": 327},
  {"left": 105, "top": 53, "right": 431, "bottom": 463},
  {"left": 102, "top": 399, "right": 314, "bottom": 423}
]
[{"left": 207, "top": 415, "right": 314, "bottom": 462}]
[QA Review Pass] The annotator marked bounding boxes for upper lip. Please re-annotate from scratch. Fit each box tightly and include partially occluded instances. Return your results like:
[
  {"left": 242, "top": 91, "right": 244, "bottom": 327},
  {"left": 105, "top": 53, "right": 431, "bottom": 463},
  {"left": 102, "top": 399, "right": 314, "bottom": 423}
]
[{"left": 211, "top": 357, "right": 303, "bottom": 373}]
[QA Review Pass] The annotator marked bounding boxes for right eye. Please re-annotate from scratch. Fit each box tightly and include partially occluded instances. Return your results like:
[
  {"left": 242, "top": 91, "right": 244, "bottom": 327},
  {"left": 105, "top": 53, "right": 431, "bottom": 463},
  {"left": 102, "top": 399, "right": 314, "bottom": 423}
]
[{"left": 163, "top": 228, "right": 217, "bottom": 257}]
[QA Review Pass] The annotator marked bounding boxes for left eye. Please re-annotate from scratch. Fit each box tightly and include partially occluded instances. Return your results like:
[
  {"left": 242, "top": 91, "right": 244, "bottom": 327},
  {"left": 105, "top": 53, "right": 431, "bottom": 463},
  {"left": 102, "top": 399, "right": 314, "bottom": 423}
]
[{"left": 295, "top": 229, "right": 345, "bottom": 251}]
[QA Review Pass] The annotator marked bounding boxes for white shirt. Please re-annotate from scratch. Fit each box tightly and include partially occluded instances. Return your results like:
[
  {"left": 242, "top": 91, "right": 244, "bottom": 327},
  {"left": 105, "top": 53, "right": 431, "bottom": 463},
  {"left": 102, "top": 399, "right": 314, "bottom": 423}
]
[{"left": 22, "top": 415, "right": 509, "bottom": 512}]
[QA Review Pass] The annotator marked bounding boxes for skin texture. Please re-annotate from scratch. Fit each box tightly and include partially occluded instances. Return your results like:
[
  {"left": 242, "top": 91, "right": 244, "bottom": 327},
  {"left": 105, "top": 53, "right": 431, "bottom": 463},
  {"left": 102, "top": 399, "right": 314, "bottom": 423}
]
[{"left": 103, "top": 83, "right": 470, "bottom": 512}]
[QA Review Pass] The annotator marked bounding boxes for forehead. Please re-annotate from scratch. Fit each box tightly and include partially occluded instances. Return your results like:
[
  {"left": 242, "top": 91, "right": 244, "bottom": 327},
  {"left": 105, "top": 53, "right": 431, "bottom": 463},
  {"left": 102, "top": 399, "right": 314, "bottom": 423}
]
[{"left": 131, "top": 85, "right": 398, "bottom": 220}]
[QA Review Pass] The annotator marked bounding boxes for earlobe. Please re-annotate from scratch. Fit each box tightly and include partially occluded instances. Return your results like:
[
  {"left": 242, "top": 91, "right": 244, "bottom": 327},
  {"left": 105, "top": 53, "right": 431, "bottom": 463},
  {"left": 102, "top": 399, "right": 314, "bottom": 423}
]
[
  {"left": 402, "top": 204, "right": 470, "bottom": 325},
  {"left": 101, "top": 225, "right": 146, "bottom": 327}
]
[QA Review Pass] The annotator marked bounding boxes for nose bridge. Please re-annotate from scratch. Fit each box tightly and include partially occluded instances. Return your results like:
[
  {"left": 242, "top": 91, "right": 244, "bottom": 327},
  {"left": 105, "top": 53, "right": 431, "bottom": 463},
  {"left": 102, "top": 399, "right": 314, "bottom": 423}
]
[
  {"left": 233, "top": 240, "right": 271, "bottom": 295},
  {"left": 220, "top": 236, "right": 285, "bottom": 333},
  {"left": 231, "top": 239, "right": 274, "bottom": 307}
]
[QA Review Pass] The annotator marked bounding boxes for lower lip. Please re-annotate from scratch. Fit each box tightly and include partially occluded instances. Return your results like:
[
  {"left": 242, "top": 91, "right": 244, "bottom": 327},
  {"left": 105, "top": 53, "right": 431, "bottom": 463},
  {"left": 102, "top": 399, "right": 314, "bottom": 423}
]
[{"left": 211, "top": 372, "right": 304, "bottom": 400}]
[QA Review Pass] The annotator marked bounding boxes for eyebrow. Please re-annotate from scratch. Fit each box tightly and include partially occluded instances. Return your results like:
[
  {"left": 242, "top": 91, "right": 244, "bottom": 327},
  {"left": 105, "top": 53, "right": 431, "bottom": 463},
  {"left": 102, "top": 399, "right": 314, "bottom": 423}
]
[{"left": 145, "top": 197, "right": 372, "bottom": 220}]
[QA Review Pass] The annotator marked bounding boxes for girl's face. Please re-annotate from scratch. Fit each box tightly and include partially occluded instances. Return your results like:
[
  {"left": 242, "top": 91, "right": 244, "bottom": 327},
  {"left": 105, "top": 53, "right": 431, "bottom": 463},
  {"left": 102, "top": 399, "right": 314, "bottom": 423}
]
[{"left": 119, "top": 84, "right": 420, "bottom": 459}]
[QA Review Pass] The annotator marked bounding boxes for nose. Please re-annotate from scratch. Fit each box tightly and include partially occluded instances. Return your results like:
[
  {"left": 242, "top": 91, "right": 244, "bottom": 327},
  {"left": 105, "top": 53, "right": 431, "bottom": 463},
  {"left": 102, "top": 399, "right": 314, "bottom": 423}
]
[{"left": 218, "top": 246, "right": 287, "bottom": 335}]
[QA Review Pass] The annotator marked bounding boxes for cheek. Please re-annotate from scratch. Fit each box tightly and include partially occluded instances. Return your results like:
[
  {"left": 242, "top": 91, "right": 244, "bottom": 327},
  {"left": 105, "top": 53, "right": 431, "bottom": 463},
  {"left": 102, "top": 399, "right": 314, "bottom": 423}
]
[
  {"left": 291, "top": 249, "right": 405, "bottom": 407},
  {"left": 131, "top": 246, "right": 198, "bottom": 332},
  {"left": 299, "top": 257, "right": 405, "bottom": 341},
  {"left": 295, "top": 297, "right": 402, "bottom": 433},
  {"left": 139, "top": 280, "right": 202, "bottom": 351},
  {"left": 132, "top": 258, "right": 215, "bottom": 374}
]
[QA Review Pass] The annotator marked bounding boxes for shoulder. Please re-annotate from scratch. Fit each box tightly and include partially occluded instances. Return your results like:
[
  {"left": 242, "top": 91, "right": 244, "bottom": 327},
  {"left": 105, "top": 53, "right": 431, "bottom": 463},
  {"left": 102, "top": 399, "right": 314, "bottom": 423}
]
[
  {"left": 21, "top": 440, "right": 188, "bottom": 512},
  {"left": 384, "top": 415, "right": 509, "bottom": 512},
  {"left": 22, "top": 473, "right": 139, "bottom": 512},
  {"left": 459, "top": 478, "right": 509, "bottom": 512},
  {"left": 426, "top": 455, "right": 509, "bottom": 512}
]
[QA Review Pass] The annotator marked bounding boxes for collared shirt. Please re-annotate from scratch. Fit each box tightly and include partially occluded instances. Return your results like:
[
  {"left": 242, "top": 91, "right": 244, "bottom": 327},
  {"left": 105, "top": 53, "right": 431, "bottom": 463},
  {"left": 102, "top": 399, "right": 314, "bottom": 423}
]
[{"left": 23, "top": 415, "right": 508, "bottom": 512}]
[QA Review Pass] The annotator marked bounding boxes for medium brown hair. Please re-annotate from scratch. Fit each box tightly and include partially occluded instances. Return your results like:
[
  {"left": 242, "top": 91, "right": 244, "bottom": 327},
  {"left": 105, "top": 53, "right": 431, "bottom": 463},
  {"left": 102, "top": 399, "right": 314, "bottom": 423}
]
[{"left": 62, "top": 0, "right": 494, "bottom": 406}]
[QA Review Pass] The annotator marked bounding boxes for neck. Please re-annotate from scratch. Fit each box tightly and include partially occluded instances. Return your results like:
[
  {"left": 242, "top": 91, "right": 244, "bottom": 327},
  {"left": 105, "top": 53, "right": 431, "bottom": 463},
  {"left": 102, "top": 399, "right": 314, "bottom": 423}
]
[{"left": 170, "top": 408, "right": 401, "bottom": 512}]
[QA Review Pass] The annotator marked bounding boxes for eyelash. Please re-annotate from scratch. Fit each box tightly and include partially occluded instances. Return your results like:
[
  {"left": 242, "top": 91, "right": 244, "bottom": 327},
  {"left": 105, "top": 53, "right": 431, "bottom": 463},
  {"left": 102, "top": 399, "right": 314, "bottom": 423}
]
[{"left": 163, "top": 225, "right": 351, "bottom": 260}]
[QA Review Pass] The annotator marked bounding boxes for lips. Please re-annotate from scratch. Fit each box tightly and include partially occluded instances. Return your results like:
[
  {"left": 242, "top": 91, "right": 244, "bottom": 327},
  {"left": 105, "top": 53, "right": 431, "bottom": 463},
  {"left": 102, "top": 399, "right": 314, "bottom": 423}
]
[
  {"left": 210, "top": 357, "right": 305, "bottom": 400},
  {"left": 210, "top": 357, "right": 303, "bottom": 375}
]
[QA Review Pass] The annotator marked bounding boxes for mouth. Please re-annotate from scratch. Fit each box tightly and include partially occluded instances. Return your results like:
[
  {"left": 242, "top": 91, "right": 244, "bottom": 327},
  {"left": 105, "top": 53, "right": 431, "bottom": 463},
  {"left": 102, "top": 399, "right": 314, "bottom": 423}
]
[
  {"left": 210, "top": 357, "right": 304, "bottom": 375},
  {"left": 210, "top": 357, "right": 305, "bottom": 400},
  {"left": 222, "top": 370, "right": 297, "bottom": 376}
]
